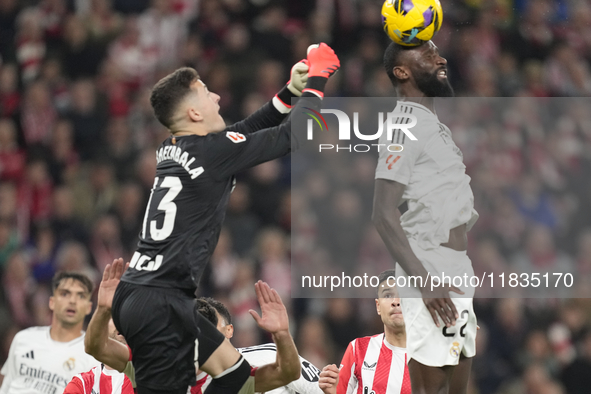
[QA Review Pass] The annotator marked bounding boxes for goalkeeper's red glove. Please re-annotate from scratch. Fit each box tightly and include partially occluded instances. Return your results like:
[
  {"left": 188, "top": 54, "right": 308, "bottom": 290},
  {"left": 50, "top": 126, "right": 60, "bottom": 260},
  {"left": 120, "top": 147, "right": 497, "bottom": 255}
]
[
  {"left": 303, "top": 43, "right": 340, "bottom": 98},
  {"left": 307, "top": 43, "right": 340, "bottom": 78}
]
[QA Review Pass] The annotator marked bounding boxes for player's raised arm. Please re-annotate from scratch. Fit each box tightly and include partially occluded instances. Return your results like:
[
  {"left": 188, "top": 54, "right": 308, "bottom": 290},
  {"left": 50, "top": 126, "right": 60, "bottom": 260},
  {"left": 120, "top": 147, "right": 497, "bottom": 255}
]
[
  {"left": 225, "top": 59, "right": 309, "bottom": 134},
  {"left": 207, "top": 43, "right": 340, "bottom": 180},
  {"left": 372, "top": 179, "right": 463, "bottom": 327},
  {"left": 84, "top": 258, "right": 131, "bottom": 372},
  {"left": 248, "top": 281, "right": 301, "bottom": 392}
]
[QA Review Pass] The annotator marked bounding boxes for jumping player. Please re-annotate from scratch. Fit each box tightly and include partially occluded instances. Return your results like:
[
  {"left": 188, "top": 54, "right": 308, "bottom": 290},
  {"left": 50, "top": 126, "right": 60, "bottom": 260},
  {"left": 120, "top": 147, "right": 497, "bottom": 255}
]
[
  {"left": 110, "top": 42, "right": 340, "bottom": 394},
  {"left": 318, "top": 270, "right": 410, "bottom": 394},
  {"left": 372, "top": 41, "right": 479, "bottom": 394}
]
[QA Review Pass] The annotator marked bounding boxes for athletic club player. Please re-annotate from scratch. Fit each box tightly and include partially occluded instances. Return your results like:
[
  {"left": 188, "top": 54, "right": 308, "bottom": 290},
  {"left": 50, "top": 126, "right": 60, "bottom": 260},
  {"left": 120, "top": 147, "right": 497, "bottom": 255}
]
[
  {"left": 110, "top": 44, "right": 339, "bottom": 394},
  {"left": 372, "top": 41, "right": 479, "bottom": 394},
  {"left": 63, "top": 319, "right": 135, "bottom": 394},
  {"left": 318, "top": 270, "right": 410, "bottom": 394}
]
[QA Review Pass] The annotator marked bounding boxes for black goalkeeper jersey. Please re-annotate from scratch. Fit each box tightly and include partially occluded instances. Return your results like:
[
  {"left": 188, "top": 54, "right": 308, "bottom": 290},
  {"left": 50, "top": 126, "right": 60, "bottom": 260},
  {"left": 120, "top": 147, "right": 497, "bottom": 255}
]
[{"left": 122, "top": 100, "right": 297, "bottom": 292}]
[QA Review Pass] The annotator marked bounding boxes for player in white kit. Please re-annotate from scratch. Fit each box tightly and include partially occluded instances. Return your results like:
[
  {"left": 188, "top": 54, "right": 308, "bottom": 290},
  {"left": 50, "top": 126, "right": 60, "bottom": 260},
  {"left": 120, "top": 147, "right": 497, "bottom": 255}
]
[
  {"left": 372, "top": 41, "right": 479, "bottom": 394},
  {"left": 0, "top": 272, "right": 100, "bottom": 394}
]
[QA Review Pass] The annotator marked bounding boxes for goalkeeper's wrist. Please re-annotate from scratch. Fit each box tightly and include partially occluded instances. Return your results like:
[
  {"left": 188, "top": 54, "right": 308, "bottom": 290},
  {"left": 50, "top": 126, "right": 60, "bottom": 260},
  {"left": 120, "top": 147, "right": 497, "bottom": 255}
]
[
  {"left": 272, "top": 85, "right": 297, "bottom": 114},
  {"left": 302, "top": 77, "right": 327, "bottom": 98}
]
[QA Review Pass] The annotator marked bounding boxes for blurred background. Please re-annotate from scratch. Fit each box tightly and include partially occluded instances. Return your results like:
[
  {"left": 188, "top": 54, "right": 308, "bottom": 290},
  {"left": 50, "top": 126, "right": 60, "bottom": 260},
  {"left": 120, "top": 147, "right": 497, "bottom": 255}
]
[{"left": 1, "top": 0, "right": 591, "bottom": 393}]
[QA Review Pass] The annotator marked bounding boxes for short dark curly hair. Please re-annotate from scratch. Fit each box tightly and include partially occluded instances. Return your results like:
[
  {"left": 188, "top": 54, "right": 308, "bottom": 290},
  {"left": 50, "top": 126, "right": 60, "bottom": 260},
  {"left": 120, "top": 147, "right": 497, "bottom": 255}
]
[
  {"left": 197, "top": 297, "right": 232, "bottom": 326},
  {"left": 150, "top": 67, "right": 200, "bottom": 128}
]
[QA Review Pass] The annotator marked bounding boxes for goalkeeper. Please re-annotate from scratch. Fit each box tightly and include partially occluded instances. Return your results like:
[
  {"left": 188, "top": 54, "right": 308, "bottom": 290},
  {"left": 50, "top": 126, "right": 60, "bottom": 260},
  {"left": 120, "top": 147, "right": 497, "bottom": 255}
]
[{"left": 110, "top": 43, "right": 340, "bottom": 394}]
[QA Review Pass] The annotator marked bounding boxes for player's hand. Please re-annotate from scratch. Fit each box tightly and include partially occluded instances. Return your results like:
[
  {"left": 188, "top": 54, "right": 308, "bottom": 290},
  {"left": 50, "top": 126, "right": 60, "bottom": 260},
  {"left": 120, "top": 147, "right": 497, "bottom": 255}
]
[
  {"left": 287, "top": 59, "right": 309, "bottom": 97},
  {"left": 97, "top": 258, "right": 129, "bottom": 310},
  {"left": 306, "top": 43, "right": 340, "bottom": 79},
  {"left": 318, "top": 364, "right": 339, "bottom": 394},
  {"left": 421, "top": 285, "right": 464, "bottom": 328},
  {"left": 248, "top": 280, "right": 289, "bottom": 334}
]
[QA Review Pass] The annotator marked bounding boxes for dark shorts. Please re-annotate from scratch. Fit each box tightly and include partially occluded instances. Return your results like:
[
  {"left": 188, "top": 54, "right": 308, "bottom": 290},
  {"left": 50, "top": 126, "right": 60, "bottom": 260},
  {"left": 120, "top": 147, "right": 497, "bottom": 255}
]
[{"left": 112, "top": 281, "right": 225, "bottom": 392}]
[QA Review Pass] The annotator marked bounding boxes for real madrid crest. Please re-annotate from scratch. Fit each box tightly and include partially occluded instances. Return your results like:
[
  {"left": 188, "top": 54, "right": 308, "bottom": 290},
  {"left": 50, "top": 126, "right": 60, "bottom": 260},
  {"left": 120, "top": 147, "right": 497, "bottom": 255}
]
[
  {"left": 63, "top": 357, "right": 76, "bottom": 371},
  {"left": 450, "top": 342, "right": 460, "bottom": 358}
]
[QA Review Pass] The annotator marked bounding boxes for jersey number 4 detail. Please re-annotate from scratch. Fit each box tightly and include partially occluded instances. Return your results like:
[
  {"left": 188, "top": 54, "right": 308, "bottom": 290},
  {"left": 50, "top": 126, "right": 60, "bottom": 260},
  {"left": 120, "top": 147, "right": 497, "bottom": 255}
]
[{"left": 142, "top": 176, "right": 183, "bottom": 241}]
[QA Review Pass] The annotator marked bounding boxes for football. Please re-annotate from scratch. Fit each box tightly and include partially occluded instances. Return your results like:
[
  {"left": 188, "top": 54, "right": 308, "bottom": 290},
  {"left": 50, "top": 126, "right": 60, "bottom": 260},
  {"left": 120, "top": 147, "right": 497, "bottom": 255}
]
[{"left": 381, "top": 0, "right": 443, "bottom": 46}]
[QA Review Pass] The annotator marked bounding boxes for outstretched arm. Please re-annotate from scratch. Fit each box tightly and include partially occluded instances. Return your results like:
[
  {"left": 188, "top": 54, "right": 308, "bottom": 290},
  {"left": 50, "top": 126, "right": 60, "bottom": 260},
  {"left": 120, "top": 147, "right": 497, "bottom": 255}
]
[
  {"left": 84, "top": 258, "right": 130, "bottom": 372},
  {"left": 249, "top": 281, "right": 300, "bottom": 392}
]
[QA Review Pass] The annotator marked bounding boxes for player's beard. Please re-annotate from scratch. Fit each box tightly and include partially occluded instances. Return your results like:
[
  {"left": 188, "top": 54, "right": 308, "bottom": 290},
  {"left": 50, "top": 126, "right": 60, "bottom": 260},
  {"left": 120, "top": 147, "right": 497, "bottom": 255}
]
[{"left": 414, "top": 68, "right": 454, "bottom": 97}]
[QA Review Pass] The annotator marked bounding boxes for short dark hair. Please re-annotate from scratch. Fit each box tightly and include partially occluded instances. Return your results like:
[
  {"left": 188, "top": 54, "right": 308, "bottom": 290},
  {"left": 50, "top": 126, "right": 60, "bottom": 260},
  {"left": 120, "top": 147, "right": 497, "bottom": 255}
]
[
  {"left": 200, "top": 297, "right": 232, "bottom": 325},
  {"left": 383, "top": 42, "right": 413, "bottom": 87},
  {"left": 377, "top": 269, "right": 397, "bottom": 296},
  {"left": 196, "top": 298, "right": 218, "bottom": 326},
  {"left": 150, "top": 67, "right": 200, "bottom": 128},
  {"left": 51, "top": 272, "right": 94, "bottom": 296}
]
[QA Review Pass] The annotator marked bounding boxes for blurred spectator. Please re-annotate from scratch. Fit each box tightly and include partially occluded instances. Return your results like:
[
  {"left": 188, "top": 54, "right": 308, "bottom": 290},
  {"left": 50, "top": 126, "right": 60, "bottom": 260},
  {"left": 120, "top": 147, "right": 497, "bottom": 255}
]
[
  {"left": 82, "top": 0, "right": 124, "bottom": 44},
  {"left": 15, "top": 8, "right": 46, "bottom": 84},
  {"left": 255, "top": 227, "right": 291, "bottom": 303},
  {"left": 0, "top": 118, "right": 25, "bottom": 182},
  {"left": 0, "top": 218, "right": 18, "bottom": 270},
  {"left": 50, "top": 185, "right": 87, "bottom": 245},
  {"left": 20, "top": 81, "right": 56, "bottom": 146},
  {"left": 0, "top": 64, "right": 20, "bottom": 118},
  {"left": 61, "top": 15, "right": 106, "bottom": 80},
  {"left": 561, "top": 330, "right": 591, "bottom": 394},
  {"left": 90, "top": 214, "right": 123, "bottom": 272},
  {"left": 67, "top": 79, "right": 108, "bottom": 160},
  {"left": 224, "top": 183, "right": 260, "bottom": 257},
  {"left": 27, "top": 222, "right": 58, "bottom": 284},
  {"left": 18, "top": 157, "right": 53, "bottom": 224},
  {"left": 207, "top": 228, "right": 239, "bottom": 295},
  {"left": 48, "top": 118, "right": 79, "bottom": 185},
  {"left": 102, "top": 117, "right": 139, "bottom": 181},
  {"left": 39, "top": 58, "right": 70, "bottom": 112},
  {"left": 2, "top": 251, "right": 37, "bottom": 327},
  {"left": 54, "top": 241, "right": 99, "bottom": 284},
  {"left": 512, "top": 225, "right": 574, "bottom": 278},
  {"left": 113, "top": 182, "right": 143, "bottom": 255},
  {"left": 73, "top": 159, "right": 117, "bottom": 226}
]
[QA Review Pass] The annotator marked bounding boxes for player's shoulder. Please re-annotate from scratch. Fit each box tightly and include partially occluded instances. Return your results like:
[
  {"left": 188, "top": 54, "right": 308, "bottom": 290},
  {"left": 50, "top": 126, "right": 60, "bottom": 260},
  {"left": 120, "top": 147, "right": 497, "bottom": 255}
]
[
  {"left": 392, "top": 101, "right": 440, "bottom": 134},
  {"left": 13, "top": 326, "right": 50, "bottom": 342},
  {"left": 207, "top": 130, "right": 248, "bottom": 145}
]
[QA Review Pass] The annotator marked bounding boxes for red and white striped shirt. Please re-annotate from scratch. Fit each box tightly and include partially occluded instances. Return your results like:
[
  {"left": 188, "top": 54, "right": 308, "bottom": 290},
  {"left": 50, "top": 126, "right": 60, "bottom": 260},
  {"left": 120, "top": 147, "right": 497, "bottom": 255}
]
[
  {"left": 63, "top": 365, "right": 135, "bottom": 394},
  {"left": 337, "top": 334, "right": 411, "bottom": 394}
]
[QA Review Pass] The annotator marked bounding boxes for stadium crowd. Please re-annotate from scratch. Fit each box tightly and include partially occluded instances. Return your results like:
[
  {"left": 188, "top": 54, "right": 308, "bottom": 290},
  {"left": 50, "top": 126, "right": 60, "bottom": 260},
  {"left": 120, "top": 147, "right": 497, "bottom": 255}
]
[{"left": 1, "top": 0, "right": 591, "bottom": 393}]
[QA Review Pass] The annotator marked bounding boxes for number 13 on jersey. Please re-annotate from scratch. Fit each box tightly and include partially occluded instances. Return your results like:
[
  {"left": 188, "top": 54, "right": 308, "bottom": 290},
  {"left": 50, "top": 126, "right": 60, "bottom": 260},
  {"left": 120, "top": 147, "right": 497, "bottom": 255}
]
[{"left": 142, "top": 176, "right": 183, "bottom": 241}]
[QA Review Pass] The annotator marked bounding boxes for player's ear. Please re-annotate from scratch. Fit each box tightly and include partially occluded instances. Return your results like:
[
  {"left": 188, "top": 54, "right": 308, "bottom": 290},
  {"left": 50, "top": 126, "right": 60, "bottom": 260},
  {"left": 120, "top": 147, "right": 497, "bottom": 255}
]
[
  {"left": 49, "top": 295, "right": 55, "bottom": 312},
  {"left": 188, "top": 106, "right": 204, "bottom": 123},
  {"left": 226, "top": 324, "right": 234, "bottom": 339},
  {"left": 393, "top": 66, "right": 409, "bottom": 83},
  {"left": 375, "top": 298, "right": 381, "bottom": 316}
]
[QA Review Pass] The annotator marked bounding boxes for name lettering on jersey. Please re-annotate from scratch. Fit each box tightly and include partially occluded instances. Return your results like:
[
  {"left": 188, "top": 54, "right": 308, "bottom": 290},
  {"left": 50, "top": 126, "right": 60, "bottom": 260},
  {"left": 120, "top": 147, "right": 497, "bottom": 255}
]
[
  {"left": 129, "top": 251, "right": 163, "bottom": 271},
  {"left": 300, "top": 360, "right": 321, "bottom": 382},
  {"left": 226, "top": 131, "right": 246, "bottom": 143},
  {"left": 156, "top": 146, "right": 204, "bottom": 179}
]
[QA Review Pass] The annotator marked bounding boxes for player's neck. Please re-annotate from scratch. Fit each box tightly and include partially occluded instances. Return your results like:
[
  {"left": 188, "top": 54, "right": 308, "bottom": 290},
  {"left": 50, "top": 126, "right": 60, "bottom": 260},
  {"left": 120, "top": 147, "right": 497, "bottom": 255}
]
[
  {"left": 383, "top": 326, "right": 406, "bottom": 348},
  {"left": 169, "top": 121, "right": 213, "bottom": 137},
  {"left": 50, "top": 320, "right": 84, "bottom": 342}
]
